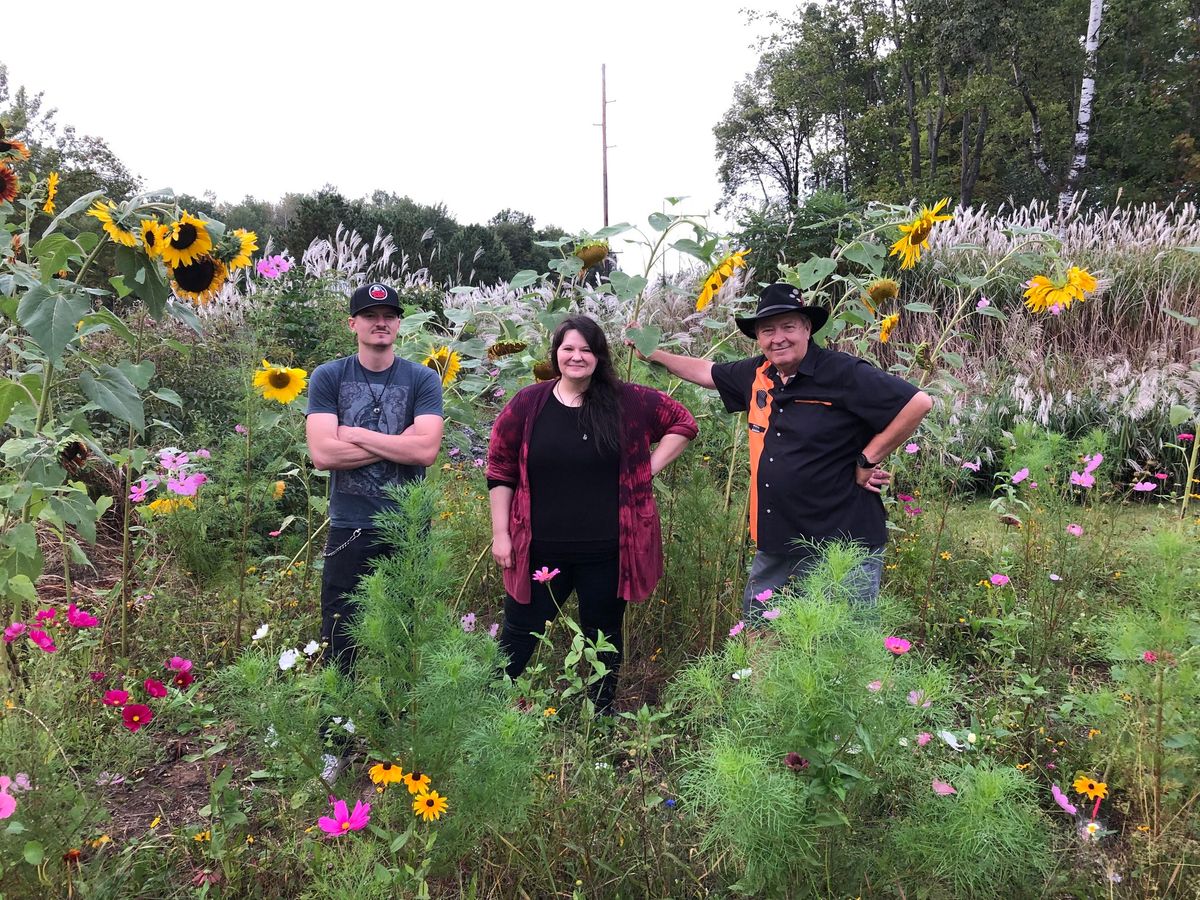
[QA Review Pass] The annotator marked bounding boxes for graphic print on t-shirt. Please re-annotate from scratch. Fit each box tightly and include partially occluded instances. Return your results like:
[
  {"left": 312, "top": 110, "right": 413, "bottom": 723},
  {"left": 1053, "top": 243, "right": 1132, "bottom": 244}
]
[{"left": 338, "top": 379, "right": 411, "bottom": 497}]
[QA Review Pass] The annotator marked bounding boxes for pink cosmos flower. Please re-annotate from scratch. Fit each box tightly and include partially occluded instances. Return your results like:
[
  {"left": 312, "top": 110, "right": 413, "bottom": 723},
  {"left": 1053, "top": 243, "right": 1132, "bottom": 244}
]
[
  {"left": 129, "top": 480, "right": 151, "bottom": 502},
  {"left": 917, "top": 732, "right": 932, "bottom": 747},
  {"left": 0, "top": 780, "right": 16, "bottom": 820},
  {"left": 11, "top": 774, "right": 30, "bottom": 792},
  {"left": 1143, "top": 650, "right": 1157, "bottom": 663},
  {"left": 473, "top": 458, "right": 485, "bottom": 467},
  {"left": 907, "top": 690, "right": 932, "bottom": 708},
  {"left": 962, "top": 459, "right": 981, "bottom": 472},
  {"left": 932, "top": 779, "right": 957, "bottom": 796},
  {"left": 897, "top": 493, "right": 914, "bottom": 503},
  {"left": 167, "top": 472, "right": 207, "bottom": 497},
  {"left": 754, "top": 588, "right": 774, "bottom": 604},
  {"left": 989, "top": 574, "right": 1010, "bottom": 587},
  {"left": 1178, "top": 433, "right": 1194, "bottom": 442},
  {"left": 1049, "top": 573, "right": 1062, "bottom": 581},
  {"left": 976, "top": 297, "right": 990, "bottom": 309},
  {"left": 867, "top": 680, "right": 882, "bottom": 693},
  {"left": 532, "top": 567, "right": 560, "bottom": 583},
  {"left": 1049, "top": 303, "right": 1062, "bottom": 316},
  {"left": 166, "top": 656, "right": 193, "bottom": 673},
  {"left": 762, "top": 608, "right": 782, "bottom": 620},
  {"left": 268, "top": 530, "right": 281, "bottom": 537},
  {"left": 3, "top": 622, "right": 26, "bottom": 643},
  {"left": 783, "top": 752, "right": 809, "bottom": 771},
  {"left": 27, "top": 629, "right": 56, "bottom": 653},
  {"left": 488, "top": 623, "right": 499, "bottom": 639},
  {"left": 67, "top": 603, "right": 98, "bottom": 628},
  {"left": 159, "top": 450, "right": 189, "bottom": 470},
  {"left": 1066, "top": 523, "right": 1083, "bottom": 537},
  {"left": 904, "top": 443, "right": 919, "bottom": 454},
  {"left": 1012, "top": 467, "right": 1029, "bottom": 484},
  {"left": 318, "top": 798, "right": 370, "bottom": 836},
  {"left": 1070, "top": 471, "right": 1096, "bottom": 488},
  {"left": 1083, "top": 453, "right": 1103, "bottom": 474},
  {"left": 460, "top": 612, "right": 476, "bottom": 633},
  {"left": 1051, "top": 783, "right": 1077, "bottom": 815},
  {"left": 1154, "top": 472, "right": 1168, "bottom": 480},
  {"left": 122, "top": 704, "right": 154, "bottom": 732},
  {"left": 234, "top": 424, "right": 248, "bottom": 435},
  {"left": 103, "top": 690, "right": 129, "bottom": 707},
  {"left": 194, "top": 448, "right": 211, "bottom": 459},
  {"left": 144, "top": 678, "right": 168, "bottom": 699},
  {"left": 1131, "top": 482, "right": 1156, "bottom": 492},
  {"left": 1029, "top": 481, "right": 1038, "bottom": 488},
  {"left": 884, "top": 636, "right": 911, "bottom": 655},
  {"left": 89, "top": 671, "right": 107, "bottom": 682},
  {"left": 729, "top": 621, "right": 745, "bottom": 637},
  {"left": 35, "top": 608, "right": 56, "bottom": 622},
  {"left": 905, "top": 505, "right": 923, "bottom": 517}
]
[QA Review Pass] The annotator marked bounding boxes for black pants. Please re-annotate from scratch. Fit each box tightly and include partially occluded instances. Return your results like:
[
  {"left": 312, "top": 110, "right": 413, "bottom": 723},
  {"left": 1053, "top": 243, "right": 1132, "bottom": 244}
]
[
  {"left": 321, "top": 527, "right": 391, "bottom": 676},
  {"left": 499, "top": 543, "right": 626, "bottom": 712}
]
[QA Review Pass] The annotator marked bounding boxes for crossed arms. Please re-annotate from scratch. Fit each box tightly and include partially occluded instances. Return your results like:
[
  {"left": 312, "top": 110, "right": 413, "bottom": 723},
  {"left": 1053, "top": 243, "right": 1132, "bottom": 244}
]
[{"left": 306, "top": 413, "right": 444, "bottom": 471}]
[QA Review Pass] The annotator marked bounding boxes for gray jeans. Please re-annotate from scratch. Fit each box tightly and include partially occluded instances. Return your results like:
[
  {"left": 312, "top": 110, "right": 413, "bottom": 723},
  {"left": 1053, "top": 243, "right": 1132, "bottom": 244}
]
[{"left": 742, "top": 547, "right": 884, "bottom": 621}]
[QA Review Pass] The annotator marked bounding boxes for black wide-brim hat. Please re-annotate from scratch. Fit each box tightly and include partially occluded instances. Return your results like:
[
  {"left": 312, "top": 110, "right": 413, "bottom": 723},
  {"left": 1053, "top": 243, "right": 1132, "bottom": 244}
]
[{"left": 734, "top": 283, "right": 829, "bottom": 338}]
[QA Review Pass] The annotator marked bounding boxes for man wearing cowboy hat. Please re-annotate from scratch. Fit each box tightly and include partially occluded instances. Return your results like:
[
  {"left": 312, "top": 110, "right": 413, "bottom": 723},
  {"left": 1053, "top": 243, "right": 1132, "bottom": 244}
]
[{"left": 638, "top": 283, "right": 931, "bottom": 618}]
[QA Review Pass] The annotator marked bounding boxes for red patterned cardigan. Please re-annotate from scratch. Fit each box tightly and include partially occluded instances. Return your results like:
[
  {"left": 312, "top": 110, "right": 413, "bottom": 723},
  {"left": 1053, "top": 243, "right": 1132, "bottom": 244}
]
[{"left": 486, "top": 379, "right": 698, "bottom": 604}]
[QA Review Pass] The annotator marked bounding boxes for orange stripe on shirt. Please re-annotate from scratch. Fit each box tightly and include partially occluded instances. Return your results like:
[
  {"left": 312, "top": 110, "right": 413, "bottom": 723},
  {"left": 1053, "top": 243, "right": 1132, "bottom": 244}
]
[{"left": 746, "top": 361, "right": 774, "bottom": 544}]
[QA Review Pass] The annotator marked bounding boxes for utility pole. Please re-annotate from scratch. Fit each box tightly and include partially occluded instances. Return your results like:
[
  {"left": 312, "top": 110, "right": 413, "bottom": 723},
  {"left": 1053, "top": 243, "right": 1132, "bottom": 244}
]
[{"left": 600, "top": 64, "right": 611, "bottom": 226}]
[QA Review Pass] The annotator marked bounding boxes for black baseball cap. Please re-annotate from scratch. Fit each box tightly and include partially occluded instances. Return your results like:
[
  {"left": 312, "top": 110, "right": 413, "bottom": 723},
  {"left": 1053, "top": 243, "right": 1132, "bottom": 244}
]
[{"left": 349, "top": 283, "right": 402, "bottom": 316}]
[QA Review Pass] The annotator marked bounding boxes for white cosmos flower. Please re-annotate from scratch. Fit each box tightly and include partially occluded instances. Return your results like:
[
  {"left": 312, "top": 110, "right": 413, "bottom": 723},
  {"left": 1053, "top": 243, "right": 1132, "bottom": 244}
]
[
  {"left": 302, "top": 640, "right": 321, "bottom": 656},
  {"left": 252, "top": 623, "right": 269, "bottom": 641},
  {"left": 938, "top": 730, "right": 967, "bottom": 751},
  {"left": 731, "top": 668, "right": 753, "bottom": 681},
  {"left": 278, "top": 648, "right": 301, "bottom": 671}
]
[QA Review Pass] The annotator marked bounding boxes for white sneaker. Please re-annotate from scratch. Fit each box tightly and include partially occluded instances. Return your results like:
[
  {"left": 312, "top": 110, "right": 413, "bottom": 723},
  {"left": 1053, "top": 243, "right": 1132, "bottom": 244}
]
[{"left": 319, "top": 753, "right": 345, "bottom": 785}]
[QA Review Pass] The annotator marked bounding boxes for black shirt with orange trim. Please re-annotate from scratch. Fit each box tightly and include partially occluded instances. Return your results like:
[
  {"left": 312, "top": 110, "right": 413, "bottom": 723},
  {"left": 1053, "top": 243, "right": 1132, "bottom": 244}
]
[{"left": 711, "top": 343, "right": 919, "bottom": 555}]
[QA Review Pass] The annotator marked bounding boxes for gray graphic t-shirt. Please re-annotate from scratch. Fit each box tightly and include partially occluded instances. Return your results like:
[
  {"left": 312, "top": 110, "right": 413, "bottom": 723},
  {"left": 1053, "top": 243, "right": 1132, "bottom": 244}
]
[{"left": 306, "top": 355, "right": 444, "bottom": 528}]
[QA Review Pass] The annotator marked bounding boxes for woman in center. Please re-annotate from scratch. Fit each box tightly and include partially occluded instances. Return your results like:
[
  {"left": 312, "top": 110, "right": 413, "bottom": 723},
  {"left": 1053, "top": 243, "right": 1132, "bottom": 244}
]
[{"left": 487, "top": 315, "right": 697, "bottom": 712}]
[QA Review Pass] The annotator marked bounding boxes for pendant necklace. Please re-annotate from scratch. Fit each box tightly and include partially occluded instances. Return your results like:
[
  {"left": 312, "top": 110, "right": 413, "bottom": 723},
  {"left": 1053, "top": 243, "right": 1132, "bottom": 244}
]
[
  {"left": 359, "top": 358, "right": 397, "bottom": 416},
  {"left": 554, "top": 383, "right": 588, "bottom": 440}
]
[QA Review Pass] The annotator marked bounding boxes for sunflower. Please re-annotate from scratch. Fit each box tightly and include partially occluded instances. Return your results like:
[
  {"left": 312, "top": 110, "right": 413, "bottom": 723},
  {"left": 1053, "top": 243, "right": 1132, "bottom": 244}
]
[
  {"left": 412, "top": 789, "right": 448, "bottom": 822},
  {"left": 889, "top": 198, "right": 953, "bottom": 269},
  {"left": 160, "top": 211, "right": 213, "bottom": 267},
  {"left": 402, "top": 770, "right": 431, "bottom": 795},
  {"left": 574, "top": 240, "right": 609, "bottom": 269},
  {"left": 272, "top": 480, "right": 285, "bottom": 501},
  {"left": 171, "top": 255, "right": 228, "bottom": 306},
  {"left": 43, "top": 171, "right": 59, "bottom": 215},
  {"left": 1073, "top": 776, "right": 1108, "bottom": 801},
  {"left": 864, "top": 278, "right": 900, "bottom": 313},
  {"left": 221, "top": 228, "right": 259, "bottom": 271},
  {"left": 0, "top": 126, "right": 30, "bottom": 162},
  {"left": 0, "top": 165, "right": 18, "bottom": 204},
  {"left": 696, "top": 248, "right": 750, "bottom": 312},
  {"left": 252, "top": 359, "right": 308, "bottom": 405},
  {"left": 137, "top": 218, "right": 167, "bottom": 257},
  {"left": 423, "top": 346, "right": 462, "bottom": 387},
  {"left": 1023, "top": 265, "right": 1098, "bottom": 314},
  {"left": 532, "top": 360, "right": 555, "bottom": 381},
  {"left": 87, "top": 200, "right": 138, "bottom": 247},
  {"left": 879, "top": 313, "right": 900, "bottom": 343},
  {"left": 486, "top": 339, "right": 527, "bottom": 360},
  {"left": 368, "top": 761, "right": 405, "bottom": 786}
]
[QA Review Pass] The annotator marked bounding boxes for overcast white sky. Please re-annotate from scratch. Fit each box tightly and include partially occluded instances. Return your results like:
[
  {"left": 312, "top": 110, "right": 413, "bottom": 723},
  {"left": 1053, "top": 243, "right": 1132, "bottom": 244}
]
[{"left": 7, "top": 0, "right": 799, "bottom": 253}]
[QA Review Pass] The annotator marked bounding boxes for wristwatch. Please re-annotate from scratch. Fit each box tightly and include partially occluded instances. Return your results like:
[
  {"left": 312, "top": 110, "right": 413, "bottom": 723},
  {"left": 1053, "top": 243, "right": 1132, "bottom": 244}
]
[{"left": 856, "top": 452, "right": 876, "bottom": 469}]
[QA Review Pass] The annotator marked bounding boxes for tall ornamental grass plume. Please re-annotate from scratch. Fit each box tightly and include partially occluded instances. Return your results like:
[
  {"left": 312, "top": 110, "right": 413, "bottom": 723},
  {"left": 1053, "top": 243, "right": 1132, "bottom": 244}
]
[{"left": 668, "top": 544, "right": 968, "bottom": 896}]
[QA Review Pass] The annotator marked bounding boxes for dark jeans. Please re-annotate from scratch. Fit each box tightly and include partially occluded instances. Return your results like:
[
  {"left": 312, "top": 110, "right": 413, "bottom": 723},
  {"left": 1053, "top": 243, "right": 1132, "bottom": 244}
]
[
  {"left": 499, "top": 543, "right": 625, "bottom": 712},
  {"left": 321, "top": 527, "right": 392, "bottom": 676}
]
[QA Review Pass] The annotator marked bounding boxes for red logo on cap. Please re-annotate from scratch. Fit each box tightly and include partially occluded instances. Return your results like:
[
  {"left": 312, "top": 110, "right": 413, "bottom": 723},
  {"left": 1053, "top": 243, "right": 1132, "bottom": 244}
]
[{"left": 368, "top": 284, "right": 389, "bottom": 301}]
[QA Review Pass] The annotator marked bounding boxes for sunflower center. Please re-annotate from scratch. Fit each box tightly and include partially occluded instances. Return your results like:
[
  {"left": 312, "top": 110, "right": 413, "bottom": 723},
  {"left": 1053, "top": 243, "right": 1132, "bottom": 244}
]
[
  {"left": 268, "top": 371, "right": 292, "bottom": 389},
  {"left": 175, "top": 257, "right": 217, "bottom": 291},
  {"left": 172, "top": 223, "right": 198, "bottom": 249},
  {"left": 911, "top": 221, "right": 934, "bottom": 244}
]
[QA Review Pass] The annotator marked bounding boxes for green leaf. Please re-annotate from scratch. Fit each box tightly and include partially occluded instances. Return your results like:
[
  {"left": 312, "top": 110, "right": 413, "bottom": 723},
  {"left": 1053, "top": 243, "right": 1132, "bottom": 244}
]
[
  {"left": 509, "top": 270, "right": 540, "bottom": 290},
  {"left": 938, "top": 350, "right": 964, "bottom": 368},
  {"left": 626, "top": 325, "right": 662, "bottom": 357},
  {"left": 79, "top": 307, "right": 137, "bottom": 346},
  {"left": 31, "top": 233, "right": 85, "bottom": 282},
  {"left": 608, "top": 271, "right": 647, "bottom": 302},
  {"left": 841, "top": 241, "right": 885, "bottom": 273},
  {"left": 167, "top": 299, "right": 204, "bottom": 335},
  {"left": 118, "top": 360, "right": 155, "bottom": 391},
  {"left": 7, "top": 574, "right": 37, "bottom": 604},
  {"left": 1169, "top": 404, "right": 1194, "bottom": 427},
  {"left": 43, "top": 189, "right": 104, "bottom": 236},
  {"left": 150, "top": 388, "right": 183, "bottom": 408},
  {"left": 17, "top": 283, "right": 92, "bottom": 364},
  {"left": 1163, "top": 308, "right": 1199, "bottom": 327},
  {"left": 22, "top": 840, "right": 44, "bottom": 866},
  {"left": 974, "top": 305, "right": 1007, "bottom": 319},
  {"left": 3, "top": 523, "right": 39, "bottom": 559},
  {"left": 648, "top": 212, "right": 671, "bottom": 231},
  {"left": 108, "top": 275, "right": 133, "bottom": 299},
  {"left": 114, "top": 246, "right": 170, "bottom": 319},
  {"left": 5, "top": 820, "right": 26, "bottom": 835},
  {"left": 795, "top": 256, "right": 837, "bottom": 290},
  {"left": 671, "top": 238, "right": 710, "bottom": 262},
  {"left": 593, "top": 222, "right": 632, "bottom": 238},
  {"left": 1164, "top": 733, "right": 1197, "bottom": 749},
  {"left": 0, "top": 379, "right": 32, "bottom": 424},
  {"left": 79, "top": 365, "right": 145, "bottom": 432},
  {"left": 903, "top": 302, "right": 937, "bottom": 313}
]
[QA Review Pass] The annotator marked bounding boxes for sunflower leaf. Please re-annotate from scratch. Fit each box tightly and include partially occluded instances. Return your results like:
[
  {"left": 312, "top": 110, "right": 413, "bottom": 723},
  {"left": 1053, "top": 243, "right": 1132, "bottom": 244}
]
[
  {"left": 17, "top": 283, "right": 92, "bottom": 364},
  {"left": 114, "top": 247, "right": 170, "bottom": 319},
  {"left": 795, "top": 256, "right": 837, "bottom": 290},
  {"left": 509, "top": 270, "right": 540, "bottom": 290},
  {"left": 609, "top": 271, "right": 647, "bottom": 302},
  {"left": 841, "top": 241, "right": 886, "bottom": 274},
  {"left": 79, "top": 365, "right": 145, "bottom": 433},
  {"left": 626, "top": 325, "right": 662, "bottom": 357},
  {"left": 42, "top": 189, "right": 104, "bottom": 237}
]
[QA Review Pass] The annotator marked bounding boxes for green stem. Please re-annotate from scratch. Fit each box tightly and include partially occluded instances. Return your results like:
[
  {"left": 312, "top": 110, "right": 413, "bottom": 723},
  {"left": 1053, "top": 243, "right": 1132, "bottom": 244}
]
[
  {"left": 1179, "top": 426, "right": 1199, "bottom": 519},
  {"left": 235, "top": 415, "right": 253, "bottom": 650}
]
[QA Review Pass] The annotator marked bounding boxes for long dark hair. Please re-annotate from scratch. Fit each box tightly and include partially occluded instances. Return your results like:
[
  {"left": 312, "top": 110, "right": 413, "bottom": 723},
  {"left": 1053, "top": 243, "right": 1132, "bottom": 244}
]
[{"left": 549, "top": 315, "right": 622, "bottom": 455}]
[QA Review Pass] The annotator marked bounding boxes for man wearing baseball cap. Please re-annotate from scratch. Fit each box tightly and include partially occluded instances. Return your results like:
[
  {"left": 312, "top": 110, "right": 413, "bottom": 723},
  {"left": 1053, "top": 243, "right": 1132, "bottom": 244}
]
[
  {"left": 635, "top": 283, "right": 931, "bottom": 619},
  {"left": 305, "top": 282, "right": 444, "bottom": 780}
]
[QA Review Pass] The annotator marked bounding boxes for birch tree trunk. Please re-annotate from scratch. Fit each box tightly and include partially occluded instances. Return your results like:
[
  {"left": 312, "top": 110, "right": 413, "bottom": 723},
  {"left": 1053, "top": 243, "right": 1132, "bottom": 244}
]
[{"left": 1059, "top": 0, "right": 1105, "bottom": 215}]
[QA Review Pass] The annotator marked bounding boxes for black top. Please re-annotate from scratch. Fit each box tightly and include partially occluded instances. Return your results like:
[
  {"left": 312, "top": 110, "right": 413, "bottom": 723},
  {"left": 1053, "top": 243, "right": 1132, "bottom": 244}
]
[
  {"left": 711, "top": 343, "right": 919, "bottom": 555},
  {"left": 527, "top": 394, "right": 619, "bottom": 549}
]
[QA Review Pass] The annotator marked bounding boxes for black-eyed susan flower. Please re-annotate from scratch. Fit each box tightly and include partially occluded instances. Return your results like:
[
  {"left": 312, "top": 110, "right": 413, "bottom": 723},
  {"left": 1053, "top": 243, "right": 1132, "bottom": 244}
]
[
  {"left": 139, "top": 218, "right": 168, "bottom": 258},
  {"left": 864, "top": 277, "right": 899, "bottom": 313},
  {"left": 87, "top": 200, "right": 138, "bottom": 247},
  {"left": 889, "top": 199, "right": 952, "bottom": 269},
  {"left": 879, "top": 313, "right": 899, "bottom": 343},
  {"left": 412, "top": 789, "right": 448, "bottom": 822},
  {"left": 252, "top": 359, "right": 307, "bottom": 405},
  {"left": 0, "top": 127, "right": 30, "bottom": 162},
  {"left": 423, "top": 346, "right": 462, "bottom": 387},
  {"left": 368, "top": 761, "right": 405, "bottom": 786},
  {"left": 43, "top": 171, "right": 59, "bottom": 215},
  {"left": 696, "top": 248, "right": 750, "bottom": 312},
  {"left": 1072, "top": 775, "right": 1107, "bottom": 801},
  {"left": 221, "top": 228, "right": 259, "bottom": 271},
  {"left": 160, "top": 211, "right": 213, "bottom": 267},
  {"left": 402, "top": 770, "right": 431, "bottom": 795},
  {"left": 0, "top": 165, "right": 18, "bottom": 204},
  {"left": 1023, "top": 266, "right": 1098, "bottom": 314},
  {"left": 170, "top": 255, "right": 228, "bottom": 306}
]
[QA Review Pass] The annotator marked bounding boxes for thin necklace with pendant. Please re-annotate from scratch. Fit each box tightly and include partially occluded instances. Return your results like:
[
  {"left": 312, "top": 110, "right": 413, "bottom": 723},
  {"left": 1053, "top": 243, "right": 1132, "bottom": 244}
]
[
  {"left": 554, "top": 382, "right": 588, "bottom": 440},
  {"left": 360, "top": 357, "right": 396, "bottom": 416}
]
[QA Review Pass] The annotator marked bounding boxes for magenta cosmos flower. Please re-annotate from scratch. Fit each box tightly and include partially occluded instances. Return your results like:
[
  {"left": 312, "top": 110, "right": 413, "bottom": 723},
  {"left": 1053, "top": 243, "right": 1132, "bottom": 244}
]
[
  {"left": 1011, "top": 467, "right": 1029, "bottom": 484},
  {"left": 67, "top": 603, "right": 99, "bottom": 628},
  {"left": 1066, "top": 523, "right": 1083, "bottom": 537},
  {"left": 1143, "top": 650, "right": 1157, "bottom": 663},
  {"left": 531, "top": 567, "right": 560, "bottom": 583},
  {"left": 318, "top": 798, "right": 370, "bottom": 836},
  {"left": 729, "top": 621, "right": 745, "bottom": 637},
  {"left": 1178, "top": 433, "right": 1194, "bottom": 442},
  {"left": 2, "top": 622, "right": 26, "bottom": 643},
  {"left": 144, "top": 678, "right": 168, "bottom": 699},
  {"left": 884, "top": 636, "right": 911, "bottom": 655},
  {"left": 103, "top": 690, "right": 129, "bottom": 707},
  {"left": 1051, "top": 784, "right": 1077, "bottom": 815},
  {"left": 931, "top": 778, "right": 957, "bottom": 796},
  {"left": 122, "top": 704, "right": 154, "bottom": 733},
  {"left": 166, "top": 656, "right": 193, "bottom": 673},
  {"left": 27, "top": 629, "right": 56, "bottom": 653},
  {"left": 989, "top": 573, "right": 1010, "bottom": 587}
]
